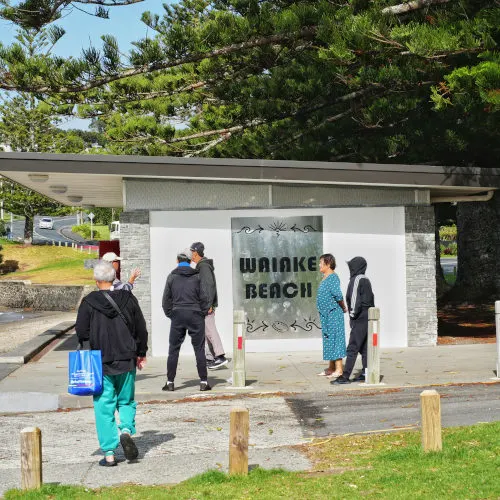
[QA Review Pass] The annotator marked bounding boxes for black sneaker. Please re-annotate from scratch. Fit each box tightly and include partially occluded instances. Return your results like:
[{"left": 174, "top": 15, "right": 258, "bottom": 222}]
[
  {"left": 352, "top": 373, "right": 366, "bottom": 382},
  {"left": 98, "top": 457, "right": 117, "bottom": 467},
  {"left": 120, "top": 433, "right": 138, "bottom": 461},
  {"left": 162, "top": 381, "right": 174, "bottom": 392},
  {"left": 331, "top": 375, "right": 351, "bottom": 385},
  {"left": 208, "top": 356, "right": 228, "bottom": 370},
  {"left": 200, "top": 381, "right": 212, "bottom": 391},
  {"left": 206, "top": 359, "right": 216, "bottom": 369}
]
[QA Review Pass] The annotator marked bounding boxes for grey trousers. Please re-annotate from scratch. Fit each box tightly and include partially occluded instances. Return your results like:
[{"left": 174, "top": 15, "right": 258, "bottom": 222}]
[{"left": 205, "top": 312, "right": 225, "bottom": 361}]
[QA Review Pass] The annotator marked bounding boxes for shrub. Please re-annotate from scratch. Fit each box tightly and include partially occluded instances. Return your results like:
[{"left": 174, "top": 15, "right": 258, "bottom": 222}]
[
  {"left": 71, "top": 224, "right": 100, "bottom": 239},
  {"left": 443, "top": 243, "right": 457, "bottom": 256},
  {"left": 0, "top": 259, "right": 19, "bottom": 274},
  {"left": 439, "top": 224, "right": 457, "bottom": 241}
]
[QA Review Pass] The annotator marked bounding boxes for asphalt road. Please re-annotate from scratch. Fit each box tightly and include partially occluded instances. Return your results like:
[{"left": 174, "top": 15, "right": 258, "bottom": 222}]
[
  {"left": 285, "top": 383, "right": 500, "bottom": 437},
  {"left": 8, "top": 215, "right": 79, "bottom": 244},
  {"left": 441, "top": 257, "right": 458, "bottom": 275}
]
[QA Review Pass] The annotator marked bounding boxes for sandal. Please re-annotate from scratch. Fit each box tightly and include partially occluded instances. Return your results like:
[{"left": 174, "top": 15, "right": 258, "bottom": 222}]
[
  {"left": 327, "top": 371, "right": 343, "bottom": 379},
  {"left": 317, "top": 369, "right": 333, "bottom": 377}
]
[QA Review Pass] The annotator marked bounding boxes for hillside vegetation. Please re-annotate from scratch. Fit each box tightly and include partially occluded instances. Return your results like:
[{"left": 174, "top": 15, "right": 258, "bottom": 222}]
[{"left": 0, "top": 239, "right": 95, "bottom": 285}]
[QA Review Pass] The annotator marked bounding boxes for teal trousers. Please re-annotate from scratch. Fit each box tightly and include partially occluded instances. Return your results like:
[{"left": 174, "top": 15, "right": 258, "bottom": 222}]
[{"left": 93, "top": 370, "right": 137, "bottom": 453}]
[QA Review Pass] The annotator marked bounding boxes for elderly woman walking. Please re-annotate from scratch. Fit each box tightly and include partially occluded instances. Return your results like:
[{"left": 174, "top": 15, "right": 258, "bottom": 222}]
[
  {"left": 316, "top": 253, "right": 347, "bottom": 378},
  {"left": 76, "top": 260, "right": 148, "bottom": 466}
]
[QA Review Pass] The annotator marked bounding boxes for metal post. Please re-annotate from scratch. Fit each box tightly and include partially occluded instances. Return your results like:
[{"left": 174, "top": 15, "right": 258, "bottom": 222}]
[
  {"left": 232, "top": 310, "right": 246, "bottom": 388},
  {"left": 496, "top": 301, "right": 500, "bottom": 379},
  {"left": 367, "top": 307, "right": 381, "bottom": 385}
]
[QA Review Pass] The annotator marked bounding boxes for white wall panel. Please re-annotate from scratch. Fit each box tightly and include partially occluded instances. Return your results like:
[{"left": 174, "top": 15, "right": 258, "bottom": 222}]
[{"left": 150, "top": 207, "right": 407, "bottom": 356}]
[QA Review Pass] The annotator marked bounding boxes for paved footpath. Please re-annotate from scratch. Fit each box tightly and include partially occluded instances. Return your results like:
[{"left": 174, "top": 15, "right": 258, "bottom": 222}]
[{"left": 0, "top": 328, "right": 498, "bottom": 495}]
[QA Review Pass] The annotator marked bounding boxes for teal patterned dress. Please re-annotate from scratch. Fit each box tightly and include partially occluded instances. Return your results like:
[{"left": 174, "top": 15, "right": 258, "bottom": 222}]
[{"left": 316, "top": 273, "right": 346, "bottom": 361}]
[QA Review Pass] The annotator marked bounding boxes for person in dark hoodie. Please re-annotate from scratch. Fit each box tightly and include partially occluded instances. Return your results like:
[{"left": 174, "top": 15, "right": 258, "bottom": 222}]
[
  {"left": 76, "top": 260, "right": 148, "bottom": 467},
  {"left": 162, "top": 248, "right": 210, "bottom": 392},
  {"left": 332, "top": 256, "right": 374, "bottom": 385},
  {"left": 190, "top": 242, "right": 228, "bottom": 370}
]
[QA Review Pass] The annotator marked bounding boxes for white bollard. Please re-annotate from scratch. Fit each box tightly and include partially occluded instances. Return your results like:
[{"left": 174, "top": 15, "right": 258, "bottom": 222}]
[
  {"left": 232, "top": 310, "right": 246, "bottom": 388},
  {"left": 366, "top": 307, "right": 382, "bottom": 385},
  {"left": 58, "top": 241, "right": 61, "bottom": 247},
  {"left": 496, "top": 301, "right": 500, "bottom": 379},
  {"left": 80, "top": 245, "right": 83, "bottom": 252}
]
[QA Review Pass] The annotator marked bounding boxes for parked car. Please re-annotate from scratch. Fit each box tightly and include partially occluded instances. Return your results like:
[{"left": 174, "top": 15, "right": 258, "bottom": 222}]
[
  {"left": 110, "top": 220, "right": 120, "bottom": 240},
  {"left": 39, "top": 217, "right": 54, "bottom": 230}
]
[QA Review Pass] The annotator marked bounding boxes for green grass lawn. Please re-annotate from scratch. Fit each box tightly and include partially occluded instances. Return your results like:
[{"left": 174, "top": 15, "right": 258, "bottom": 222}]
[
  {"left": 5, "top": 421, "right": 500, "bottom": 499},
  {"left": 71, "top": 224, "right": 110, "bottom": 241},
  {"left": 0, "top": 239, "right": 96, "bottom": 284}
]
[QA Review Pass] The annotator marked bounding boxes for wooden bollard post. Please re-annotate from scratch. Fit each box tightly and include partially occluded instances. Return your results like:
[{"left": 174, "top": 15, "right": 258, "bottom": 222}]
[
  {"left": 232, "top": 310, "right": 246, "bottom": 388},
  {"left": 367, "top": 307, "right": 381, "bottom": 384},
  {"left": 229, "top": 408, "right": 249, "bottom": 475},
  {"left": 420, "top": 390, "right": 442, "bottom": 452},
  {"left": 20, "top": 427, "right": 42, "bottom": 489}
]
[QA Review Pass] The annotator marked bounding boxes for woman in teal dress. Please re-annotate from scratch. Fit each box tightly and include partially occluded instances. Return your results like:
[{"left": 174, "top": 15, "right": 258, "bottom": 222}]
[{"left": 316, "top": 253, "right": 347, "bottom": 378}]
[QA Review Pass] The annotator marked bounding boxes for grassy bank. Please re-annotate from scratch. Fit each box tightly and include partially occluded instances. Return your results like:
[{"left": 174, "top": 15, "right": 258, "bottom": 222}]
[
  {"left": 5, "top": 421, "right": 500, "bottom": 499},
  {"left": 0, "top": 239, "right": 95, "bottom": 285},
  {"left": 71, "top": 224, "right": 110, "bottom": 241}
]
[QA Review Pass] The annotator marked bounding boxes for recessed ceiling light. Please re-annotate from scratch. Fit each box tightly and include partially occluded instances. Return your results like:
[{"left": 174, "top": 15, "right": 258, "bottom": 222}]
[
  {"left": 28, "top": 174, "right": 49, "bottom": 182},
  {"left": 67, "top": 195, "right": 83, "bottom": 203},
  {"left": 49, "top": 185, "right": 67, "bottom": 194}
]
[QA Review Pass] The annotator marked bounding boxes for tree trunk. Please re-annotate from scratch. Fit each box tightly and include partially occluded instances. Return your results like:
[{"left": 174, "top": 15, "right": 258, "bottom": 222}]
[
  {"left": 24, "top": 214, "right": 33, "bottom": 243},
  {"left": 451, "top": 192, "right": 499, "bottom": 301},
  {"left": 434, "top": 205, "right": 450, "bottom": 299}
]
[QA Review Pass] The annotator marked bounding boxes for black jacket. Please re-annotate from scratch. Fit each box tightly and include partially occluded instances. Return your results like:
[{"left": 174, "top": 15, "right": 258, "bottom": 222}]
[
  {"left": 346, "top": 257, "right": 375, "bottom": 320},
  {"left": 76, "top": 290, "right": 148, "bottom": 363},
  {"left": 162, "top": 265, "right": 210, "bottom": 318},
  {"left": 196, "top": 257, "right": 218, "bottom": 308}
]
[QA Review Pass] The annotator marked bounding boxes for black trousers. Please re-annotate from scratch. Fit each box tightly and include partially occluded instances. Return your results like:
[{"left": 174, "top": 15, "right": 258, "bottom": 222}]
[
  {"left": 167, "top": 309, "right": 207, "bottom": 382},
  {"left": 343, "top": 311, "right": 368, "bottom": 378}
]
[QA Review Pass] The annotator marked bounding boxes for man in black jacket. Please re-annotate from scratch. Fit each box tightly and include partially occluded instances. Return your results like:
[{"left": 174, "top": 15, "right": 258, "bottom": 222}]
[
  {"left": 332, "top": 256, "right": 375, "bottom": 385},
  {"left": 190, "top": 242, "right": 228, "bottom": 370},
  {"left": 162, "top": 248, "right": 210, "bottom": 392},
  {"left": 76, "top": 260, "right": 148, "bottom": 467}
]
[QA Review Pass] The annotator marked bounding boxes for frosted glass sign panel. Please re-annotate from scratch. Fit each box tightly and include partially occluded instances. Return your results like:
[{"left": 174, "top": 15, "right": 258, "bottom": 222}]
[{"left": 232, "top": 216, "right": 323, "bottom": 339}]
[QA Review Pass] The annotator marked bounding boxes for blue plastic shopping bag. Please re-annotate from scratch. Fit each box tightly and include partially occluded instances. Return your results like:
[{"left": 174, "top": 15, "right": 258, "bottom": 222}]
[{"left": 68, "top": 350, "right": 103, "bottom": 396}]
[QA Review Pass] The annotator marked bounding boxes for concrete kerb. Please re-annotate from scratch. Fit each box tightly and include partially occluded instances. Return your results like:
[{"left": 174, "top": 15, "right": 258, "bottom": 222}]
[{"left": 0, "top": 321, "right": 75, "bottom": 364}]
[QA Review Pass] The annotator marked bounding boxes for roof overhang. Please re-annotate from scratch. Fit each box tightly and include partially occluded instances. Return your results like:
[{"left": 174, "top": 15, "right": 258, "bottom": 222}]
[{"left": 0, "top": 152, "right": 499, "bottom": 208}]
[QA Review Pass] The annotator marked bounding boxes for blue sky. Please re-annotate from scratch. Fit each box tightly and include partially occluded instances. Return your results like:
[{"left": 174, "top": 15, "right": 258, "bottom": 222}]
[
  {"left": 0, "top": 0, "right": 173, "bottom": 129},
  {"left": 0, "top": 0, "right": 170, "bottom": 58}
]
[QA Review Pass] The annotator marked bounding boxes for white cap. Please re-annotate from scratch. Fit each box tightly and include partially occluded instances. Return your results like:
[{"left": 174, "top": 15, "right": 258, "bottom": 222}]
[{"left": 102, "top": 251, "right": 122, "bottom": 262}]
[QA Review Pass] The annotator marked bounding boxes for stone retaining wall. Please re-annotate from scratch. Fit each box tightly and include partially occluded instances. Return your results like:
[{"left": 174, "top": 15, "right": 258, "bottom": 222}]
[{"left": 0, "top": 281, "right": 94, "bottom": 311}]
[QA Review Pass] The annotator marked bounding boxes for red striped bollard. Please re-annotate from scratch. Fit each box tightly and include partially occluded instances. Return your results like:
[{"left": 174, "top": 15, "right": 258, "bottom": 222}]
[
  {"left": 233, "top": 310, "right": 246, "bottom": 388},
  {"left": 367, "top": 307, "right": 381, "bottom": 385}
]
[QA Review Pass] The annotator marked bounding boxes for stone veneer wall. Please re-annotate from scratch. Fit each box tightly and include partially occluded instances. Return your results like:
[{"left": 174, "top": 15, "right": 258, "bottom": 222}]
[
  {"left": 119, "top": 210, "right": 152, "bottom": 351},
  {"left": 405, "top": 206, "right": 437, "bottom": 346}
]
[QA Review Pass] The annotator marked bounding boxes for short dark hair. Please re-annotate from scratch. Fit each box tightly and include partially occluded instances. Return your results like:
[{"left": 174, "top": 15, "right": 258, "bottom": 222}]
[
  {"left": 177, "top": 256, "right": 191, "bottom": 263},
  {"left": 320, "top": 253, "right": 336, "bottom": 270}
]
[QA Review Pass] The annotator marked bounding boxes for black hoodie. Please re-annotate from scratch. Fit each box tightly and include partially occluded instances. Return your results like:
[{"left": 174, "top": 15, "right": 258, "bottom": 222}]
[
  {"left": 76, "top": 290, "right": 148, "bottom": 365},
  {"left": 346, "top": 257, "right": 375, "bottom": 320},
  {"left": 162, "top": 265, "right": 210, "bottom": 318},
  {"left": 196, "top": 257, "right": 218, "bottom": 308}
]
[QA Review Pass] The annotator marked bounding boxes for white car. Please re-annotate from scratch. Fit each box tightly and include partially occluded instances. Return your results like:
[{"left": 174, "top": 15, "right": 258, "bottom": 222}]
[{"left": 39, "top": 217, "right": 54, "bottom": 230}]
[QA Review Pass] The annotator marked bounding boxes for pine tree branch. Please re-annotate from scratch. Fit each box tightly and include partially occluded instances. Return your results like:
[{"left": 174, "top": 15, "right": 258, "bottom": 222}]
[
  {"left": 184, "top": 134, "right": 232, "bottom": 157},
  {"left": 382, "top": 0, "right": 451, "bottom": 15},
  {"left": 0, "top": 27, "right": 317, "bottom": 93},
  {"left": 76, "top": 0, "right": 144, "bottom": 5},
  {"left": 111, "top": 85, "right": 382, "bottom": 146}
]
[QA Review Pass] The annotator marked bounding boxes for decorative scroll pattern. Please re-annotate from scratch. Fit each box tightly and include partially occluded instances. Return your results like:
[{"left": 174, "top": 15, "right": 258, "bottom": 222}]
[{"left": 235, "top": 221, "right": 318, "bottom": 237}]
